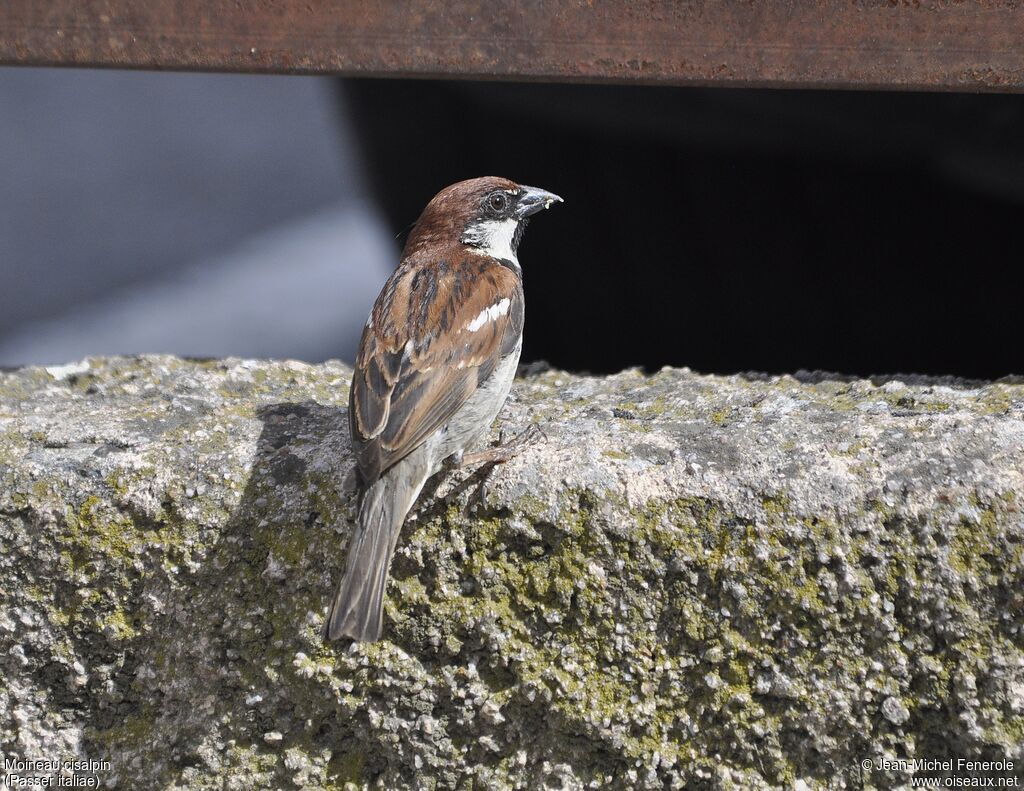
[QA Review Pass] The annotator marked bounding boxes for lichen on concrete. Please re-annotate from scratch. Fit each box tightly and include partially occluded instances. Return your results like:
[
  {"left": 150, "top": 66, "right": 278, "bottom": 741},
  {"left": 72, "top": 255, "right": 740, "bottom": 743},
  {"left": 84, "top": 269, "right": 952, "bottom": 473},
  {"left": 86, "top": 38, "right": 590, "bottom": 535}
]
[{"left": 1, "top": 355, "right": 1022, "bottom": 789}]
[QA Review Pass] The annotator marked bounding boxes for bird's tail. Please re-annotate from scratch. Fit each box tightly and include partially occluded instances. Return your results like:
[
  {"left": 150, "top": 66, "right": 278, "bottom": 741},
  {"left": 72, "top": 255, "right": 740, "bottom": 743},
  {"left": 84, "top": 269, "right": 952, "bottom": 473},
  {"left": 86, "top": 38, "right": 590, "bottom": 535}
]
[{"left": 324, "top": 449, "right": 431, "bottom": 642}]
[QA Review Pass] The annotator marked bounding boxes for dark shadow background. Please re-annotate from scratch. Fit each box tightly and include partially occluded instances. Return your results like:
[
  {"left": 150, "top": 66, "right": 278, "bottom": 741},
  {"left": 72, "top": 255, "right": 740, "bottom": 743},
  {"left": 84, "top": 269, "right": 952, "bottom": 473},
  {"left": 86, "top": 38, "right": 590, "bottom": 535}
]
[{"left": 345, "top": 80, "right": 1024, "bottom": 379}]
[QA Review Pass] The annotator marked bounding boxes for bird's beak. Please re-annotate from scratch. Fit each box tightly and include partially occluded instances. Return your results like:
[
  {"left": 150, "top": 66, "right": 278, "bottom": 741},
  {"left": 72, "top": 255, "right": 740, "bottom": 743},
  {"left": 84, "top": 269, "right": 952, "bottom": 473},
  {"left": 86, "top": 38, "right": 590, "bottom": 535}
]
[{"left": 516, "top": 185, "right": 563, "bottom": 218}]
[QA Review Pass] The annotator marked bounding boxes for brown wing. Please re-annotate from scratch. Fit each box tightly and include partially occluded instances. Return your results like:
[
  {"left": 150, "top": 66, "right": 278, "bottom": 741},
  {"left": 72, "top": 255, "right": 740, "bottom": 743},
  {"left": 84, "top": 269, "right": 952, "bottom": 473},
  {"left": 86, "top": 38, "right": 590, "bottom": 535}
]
[{"left": 349, "top": 253, "right": 524, "bottom": 484}]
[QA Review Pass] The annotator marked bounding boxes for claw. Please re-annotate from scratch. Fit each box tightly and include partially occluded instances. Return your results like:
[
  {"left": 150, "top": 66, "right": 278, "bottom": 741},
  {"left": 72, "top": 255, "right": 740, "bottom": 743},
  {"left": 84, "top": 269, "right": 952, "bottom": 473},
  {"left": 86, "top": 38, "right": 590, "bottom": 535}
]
[{"left": 459, "top": 423, "right": 545, "bottom": 467}]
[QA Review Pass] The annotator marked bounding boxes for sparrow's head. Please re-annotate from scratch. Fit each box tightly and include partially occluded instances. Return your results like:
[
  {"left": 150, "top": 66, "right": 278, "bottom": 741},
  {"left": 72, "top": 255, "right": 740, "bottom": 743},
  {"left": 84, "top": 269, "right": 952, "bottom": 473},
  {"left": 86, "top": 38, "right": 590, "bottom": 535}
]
[{"left": 403, "top": 176, "right": 562, "bottom": 266}]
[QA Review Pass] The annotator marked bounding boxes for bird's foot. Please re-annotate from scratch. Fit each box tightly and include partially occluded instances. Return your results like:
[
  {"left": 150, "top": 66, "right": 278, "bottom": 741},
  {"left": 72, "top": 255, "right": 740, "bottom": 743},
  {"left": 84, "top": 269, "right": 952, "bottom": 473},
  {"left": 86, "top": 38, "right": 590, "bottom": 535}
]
[
  {"left": 433, "top": 424, "right": 546, "bottom": 513},
  {"left": 457, "top": 424, "right": 546, "bottom": 509},
  {"left": 459, "top": 423, "right": 546, "bottom": 467}
]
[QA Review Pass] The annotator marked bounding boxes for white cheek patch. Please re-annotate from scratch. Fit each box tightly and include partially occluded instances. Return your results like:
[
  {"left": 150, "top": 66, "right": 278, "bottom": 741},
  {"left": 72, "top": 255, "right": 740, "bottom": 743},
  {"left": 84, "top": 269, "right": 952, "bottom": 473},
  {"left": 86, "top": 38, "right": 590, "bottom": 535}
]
[
  {"left": 466, "top": 297, "right": 511, "bottom": 332},
  {"left": 464, "top": 218, "right": 519, "bottom": 263}
]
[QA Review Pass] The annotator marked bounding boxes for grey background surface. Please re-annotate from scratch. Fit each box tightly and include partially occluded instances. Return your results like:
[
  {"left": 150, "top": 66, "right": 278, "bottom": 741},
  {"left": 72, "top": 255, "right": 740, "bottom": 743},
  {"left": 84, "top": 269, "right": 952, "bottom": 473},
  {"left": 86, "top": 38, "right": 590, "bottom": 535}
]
[{"left": 0, "top": 68, "right": 395, "bottom": 366}]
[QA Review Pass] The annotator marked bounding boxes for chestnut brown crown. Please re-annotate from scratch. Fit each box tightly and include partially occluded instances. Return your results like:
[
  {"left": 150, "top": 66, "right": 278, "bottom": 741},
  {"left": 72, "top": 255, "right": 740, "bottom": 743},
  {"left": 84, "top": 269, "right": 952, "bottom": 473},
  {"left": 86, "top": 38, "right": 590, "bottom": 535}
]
[{"left": 402, "top": 176, "right": 562, "bottom": 262}]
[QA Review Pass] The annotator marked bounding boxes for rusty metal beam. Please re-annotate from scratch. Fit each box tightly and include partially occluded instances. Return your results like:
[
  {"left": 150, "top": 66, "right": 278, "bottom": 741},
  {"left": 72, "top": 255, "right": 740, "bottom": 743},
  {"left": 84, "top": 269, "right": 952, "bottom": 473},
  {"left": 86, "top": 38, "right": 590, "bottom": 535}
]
[{"left": 1, "top": 1, "right": 1023, "bottom": 92}]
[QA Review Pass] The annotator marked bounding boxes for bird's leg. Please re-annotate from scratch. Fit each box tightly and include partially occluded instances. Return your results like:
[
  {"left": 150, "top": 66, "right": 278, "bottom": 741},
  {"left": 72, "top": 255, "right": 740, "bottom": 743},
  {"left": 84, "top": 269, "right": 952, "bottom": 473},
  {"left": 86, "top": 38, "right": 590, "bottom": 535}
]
[
  {"left": 455, "top": 423, "right": 546, "bottom": 509},
  {"left": 441, "top": 449, "right": 464, "bottom": 472},
  {"left": 427, "top": 425, "right": 546, "bottom": 514},
  {"left": 458, "top": 423, "right": 546, "bottom": 468}
]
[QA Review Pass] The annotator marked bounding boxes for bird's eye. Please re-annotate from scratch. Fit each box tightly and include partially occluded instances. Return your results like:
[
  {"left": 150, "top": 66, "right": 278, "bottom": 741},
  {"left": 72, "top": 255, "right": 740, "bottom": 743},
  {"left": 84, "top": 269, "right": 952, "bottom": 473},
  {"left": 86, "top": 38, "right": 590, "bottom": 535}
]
[{"left": 487, "top": 192, "right": 509, "bottom": 212}]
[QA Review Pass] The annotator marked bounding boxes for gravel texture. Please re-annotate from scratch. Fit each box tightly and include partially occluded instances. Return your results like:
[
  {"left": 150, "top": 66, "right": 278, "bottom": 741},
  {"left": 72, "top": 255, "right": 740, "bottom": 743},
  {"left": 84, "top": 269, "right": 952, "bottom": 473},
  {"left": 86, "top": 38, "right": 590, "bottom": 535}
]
[{"left": 1, "top": 355, "right": 1022, "bottom": 789}]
